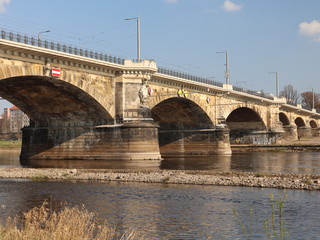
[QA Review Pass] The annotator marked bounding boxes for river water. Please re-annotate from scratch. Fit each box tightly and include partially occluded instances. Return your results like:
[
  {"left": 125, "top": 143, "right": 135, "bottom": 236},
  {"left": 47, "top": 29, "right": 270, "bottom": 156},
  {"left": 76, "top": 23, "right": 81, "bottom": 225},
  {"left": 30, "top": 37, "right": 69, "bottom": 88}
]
[{"left": 0, "top": 151, "right": 320, "bottom": 239}]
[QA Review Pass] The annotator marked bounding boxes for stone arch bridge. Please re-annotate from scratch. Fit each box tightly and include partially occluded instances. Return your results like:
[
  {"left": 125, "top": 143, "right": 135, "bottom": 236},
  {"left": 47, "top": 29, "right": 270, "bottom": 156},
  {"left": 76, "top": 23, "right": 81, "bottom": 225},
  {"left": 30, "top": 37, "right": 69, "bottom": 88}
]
[{"left": 1, "top": 32, "right": 319, "bottom": 162}]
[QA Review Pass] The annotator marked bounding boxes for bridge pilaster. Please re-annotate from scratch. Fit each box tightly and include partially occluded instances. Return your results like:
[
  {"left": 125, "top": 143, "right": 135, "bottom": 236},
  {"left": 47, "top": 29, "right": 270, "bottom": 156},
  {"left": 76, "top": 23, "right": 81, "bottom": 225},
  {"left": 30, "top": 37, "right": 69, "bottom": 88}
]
[{"left": 115, "top": 60, "right": 157, "bottom": 123}]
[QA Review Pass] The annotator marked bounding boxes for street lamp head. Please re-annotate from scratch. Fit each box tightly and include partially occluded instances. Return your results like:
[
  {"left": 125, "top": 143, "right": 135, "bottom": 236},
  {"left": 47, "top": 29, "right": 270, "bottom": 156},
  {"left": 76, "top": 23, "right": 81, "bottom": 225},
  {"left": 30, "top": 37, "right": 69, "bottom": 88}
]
[
  {"left": 125, "top": 17, "right": 138, "bottom": 21},
  {"left": 38, "top": 30, "right": 51, "bottom": 40},
  {"left": 39, "top": 30, "right": 51, "bottom": 34}
]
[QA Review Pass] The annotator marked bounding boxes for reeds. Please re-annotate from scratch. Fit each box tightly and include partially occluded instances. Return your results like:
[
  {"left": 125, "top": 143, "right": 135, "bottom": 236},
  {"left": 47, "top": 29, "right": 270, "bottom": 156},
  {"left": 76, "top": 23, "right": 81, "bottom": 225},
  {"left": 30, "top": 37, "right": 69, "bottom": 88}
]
[
  {"left": 0, "top": 201, "right": 140, "bottom": 240},
  {"left": 233, "top": 194, "right": 288, "bottom": 240}
]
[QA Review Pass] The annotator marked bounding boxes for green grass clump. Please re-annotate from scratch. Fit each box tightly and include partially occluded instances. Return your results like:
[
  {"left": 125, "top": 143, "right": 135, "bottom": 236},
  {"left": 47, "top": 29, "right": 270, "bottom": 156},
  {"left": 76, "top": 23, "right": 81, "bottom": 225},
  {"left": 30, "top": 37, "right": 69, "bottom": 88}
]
[
  {"left": 0, "top": 141, "right": 22, "bottom": 149},
  {"left": 31, "top": 174, "right": 49, "bottom": 181}
]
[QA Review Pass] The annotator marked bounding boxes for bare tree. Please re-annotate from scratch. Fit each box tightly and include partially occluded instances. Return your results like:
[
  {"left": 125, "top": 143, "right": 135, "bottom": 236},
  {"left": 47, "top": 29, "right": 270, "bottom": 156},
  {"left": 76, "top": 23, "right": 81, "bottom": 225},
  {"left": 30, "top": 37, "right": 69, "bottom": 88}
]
[
  {"left": 301, "top": 91, "right": 320, "bottom": 110},
  {"left": 279, "top": 84, "right": 300, "bottom": 105}
]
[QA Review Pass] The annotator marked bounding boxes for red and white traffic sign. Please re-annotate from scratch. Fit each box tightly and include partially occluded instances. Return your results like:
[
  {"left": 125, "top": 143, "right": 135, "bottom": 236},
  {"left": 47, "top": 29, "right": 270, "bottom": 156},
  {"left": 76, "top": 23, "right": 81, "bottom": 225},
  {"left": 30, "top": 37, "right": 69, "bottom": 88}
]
[
  {"left": 148, "top": 87, "right": 154, "bottom": 95},
  {"left": 51, "top": 68, "right": 61, "bottom": 77}
]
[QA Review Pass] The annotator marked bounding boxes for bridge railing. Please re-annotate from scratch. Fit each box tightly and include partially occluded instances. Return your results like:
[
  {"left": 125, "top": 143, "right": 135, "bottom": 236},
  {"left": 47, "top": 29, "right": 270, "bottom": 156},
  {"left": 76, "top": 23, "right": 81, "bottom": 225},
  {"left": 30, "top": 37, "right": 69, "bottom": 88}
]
[
  {"left": 158, "top": 67, "right": 276, "bottom": 100},
  {"left": 0, "top": 29, "right": 125, "bottom": 65},
  {"left": 157, "top": 67, "right": 224, "bottom": 88},
  {"left": 233, "top": 86, "right": 274, "bottom": 100}
]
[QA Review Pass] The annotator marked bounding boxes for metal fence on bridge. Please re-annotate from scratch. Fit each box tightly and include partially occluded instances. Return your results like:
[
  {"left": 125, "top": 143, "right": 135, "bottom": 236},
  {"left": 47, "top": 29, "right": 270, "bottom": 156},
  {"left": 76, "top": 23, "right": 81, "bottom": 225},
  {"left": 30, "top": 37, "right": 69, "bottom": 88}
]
[
  {"left": 157, "top": 67, "right": 223, "bottom": 88},
  {"left": 0, "top": 29, "right": 125, "bottom": 65}
]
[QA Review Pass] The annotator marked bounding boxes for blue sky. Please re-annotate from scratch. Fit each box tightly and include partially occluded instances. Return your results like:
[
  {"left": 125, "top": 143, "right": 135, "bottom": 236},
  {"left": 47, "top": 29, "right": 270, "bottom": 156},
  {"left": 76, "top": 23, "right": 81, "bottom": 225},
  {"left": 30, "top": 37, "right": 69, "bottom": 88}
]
[{"left": 1, "top": 0, "right": 320, "bottom": 112}]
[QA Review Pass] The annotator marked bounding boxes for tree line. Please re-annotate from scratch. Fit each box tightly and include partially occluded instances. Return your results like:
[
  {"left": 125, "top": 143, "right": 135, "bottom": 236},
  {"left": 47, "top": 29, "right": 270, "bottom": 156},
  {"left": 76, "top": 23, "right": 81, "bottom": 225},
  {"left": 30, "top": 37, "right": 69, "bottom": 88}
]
[{"left": 279, "top": 84, "right": 320, "bottom": 111}]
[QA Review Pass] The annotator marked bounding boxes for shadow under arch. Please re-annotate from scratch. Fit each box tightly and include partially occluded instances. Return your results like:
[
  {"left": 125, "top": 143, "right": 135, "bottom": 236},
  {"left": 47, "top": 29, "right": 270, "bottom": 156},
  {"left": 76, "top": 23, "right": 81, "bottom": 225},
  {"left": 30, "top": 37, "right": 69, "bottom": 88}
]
[
  {"left": 226, "top": 107, "right": 266, "bottom": 131},
  {"left": 0, "top": 76, "right": 114, "bottom": 126},
  {"left": 279, "top": 112, "right": 291, "bottom": 126},
  {"left": 310, "top": 120, "right": 317, "bottom": 129},
  {"left": 294, "top": 117, "right": 305, "bottom": 128},
  {"left": 226, "top": 107, "right": 270, "bottom": 144},
  {"left": 151, "top": 97, "right": 231, "bottom": 155},
  {"left": 151, "top": 97, "right": 213, "bottom": 130}
]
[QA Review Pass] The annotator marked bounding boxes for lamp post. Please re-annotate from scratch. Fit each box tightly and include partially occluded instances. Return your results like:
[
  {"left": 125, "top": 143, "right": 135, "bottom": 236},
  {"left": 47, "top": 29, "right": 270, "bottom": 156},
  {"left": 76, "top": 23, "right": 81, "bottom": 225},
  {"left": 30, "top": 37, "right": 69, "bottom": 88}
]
[
  {"left": 216, "top": 50, "right": 230, "bottom": 84},
  {"left": 310, "top": 88, "right": 315, "bottom": 110},
  {"left": 268, "top": 72, "right": 279, "bottom": 97},
  {"left": 312, "top": 88, "right": 315, "bottom": 110},
  {"left": 38, "top": 30, "right": 51, "bottom": 41},
  {"left": 125, "top": 17, "right": 141, "bottom": 62}
]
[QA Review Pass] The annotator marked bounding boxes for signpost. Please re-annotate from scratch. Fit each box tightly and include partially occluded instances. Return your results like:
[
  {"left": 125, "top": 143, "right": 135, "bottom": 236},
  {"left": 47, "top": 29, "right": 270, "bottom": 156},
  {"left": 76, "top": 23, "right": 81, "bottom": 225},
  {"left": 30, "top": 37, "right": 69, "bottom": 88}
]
[{"left": 51, "top": 68, "right": 61, "bottom": 78}]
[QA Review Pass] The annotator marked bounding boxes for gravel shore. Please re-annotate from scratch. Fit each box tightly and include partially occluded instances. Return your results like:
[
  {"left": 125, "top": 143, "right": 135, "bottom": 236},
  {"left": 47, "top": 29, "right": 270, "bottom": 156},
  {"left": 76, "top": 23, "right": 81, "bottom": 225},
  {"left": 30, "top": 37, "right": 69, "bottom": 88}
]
[{"left": 0, "top": 168, "right": 319, "bottom": 190}]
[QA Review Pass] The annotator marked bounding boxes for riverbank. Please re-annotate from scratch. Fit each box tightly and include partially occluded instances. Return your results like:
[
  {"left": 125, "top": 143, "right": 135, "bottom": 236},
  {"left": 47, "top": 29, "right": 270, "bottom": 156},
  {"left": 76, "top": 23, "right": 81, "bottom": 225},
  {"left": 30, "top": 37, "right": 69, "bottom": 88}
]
[
  {"left": 0, "top": 168, "right": 319, "bottom": 190},
  {"left": 0, "top": 140, "right": 21, "bottom": 150}
]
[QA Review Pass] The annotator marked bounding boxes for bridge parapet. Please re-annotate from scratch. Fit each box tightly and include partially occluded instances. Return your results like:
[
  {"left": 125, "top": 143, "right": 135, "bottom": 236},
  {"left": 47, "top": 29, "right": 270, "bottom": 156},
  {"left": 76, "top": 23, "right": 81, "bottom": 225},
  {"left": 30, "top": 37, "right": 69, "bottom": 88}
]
[{"left": 0, "top": 29, "right": 125, "bottom": 65}]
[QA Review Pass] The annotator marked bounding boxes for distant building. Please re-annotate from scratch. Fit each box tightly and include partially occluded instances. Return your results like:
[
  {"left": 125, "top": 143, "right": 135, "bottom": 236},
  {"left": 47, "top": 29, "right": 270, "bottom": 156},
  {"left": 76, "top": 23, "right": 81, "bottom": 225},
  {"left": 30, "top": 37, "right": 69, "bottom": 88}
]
[
  {"left": 0, "top": 106, "right": 29, "bottom": 137},
  {"left": 0, "top": 108, "right": 10, "bottom": 134},
  {"left": 9, "top": 106, "right": 29, "bottom": 133}
]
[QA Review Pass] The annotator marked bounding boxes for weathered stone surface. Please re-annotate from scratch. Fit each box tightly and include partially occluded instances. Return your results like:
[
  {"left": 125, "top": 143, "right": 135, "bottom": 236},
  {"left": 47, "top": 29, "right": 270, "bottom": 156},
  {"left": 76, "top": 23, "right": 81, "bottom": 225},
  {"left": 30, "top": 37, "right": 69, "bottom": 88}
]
[
  {"left": 1, "top": 40, "right": 320, "bottom": 162},
  {"left": 21, "top": 124, "right": 161, "bottom": 161}
]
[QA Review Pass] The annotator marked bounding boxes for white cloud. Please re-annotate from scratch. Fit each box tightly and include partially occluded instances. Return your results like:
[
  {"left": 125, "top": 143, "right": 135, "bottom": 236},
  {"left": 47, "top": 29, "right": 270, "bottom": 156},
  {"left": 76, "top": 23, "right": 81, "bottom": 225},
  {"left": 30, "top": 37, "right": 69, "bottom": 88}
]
[
  {"left": 222, "top": 0, "right": 242, "bottom": 12},
  {"left": 299, "top": 20, "right": 320, "bottom": 36},
  {"left": 0, "top": 0, "right": 11, "bottom": 13},
  {"left": 165, "top": 0, "right": 178, "bottom": 3}
]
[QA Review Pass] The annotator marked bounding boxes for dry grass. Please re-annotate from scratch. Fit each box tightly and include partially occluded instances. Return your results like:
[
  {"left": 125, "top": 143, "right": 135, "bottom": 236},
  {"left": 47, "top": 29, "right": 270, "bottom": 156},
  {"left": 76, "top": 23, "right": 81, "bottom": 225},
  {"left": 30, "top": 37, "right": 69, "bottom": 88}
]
[{"left": 0, "top": 202, "right": 141, "bottom": 240}]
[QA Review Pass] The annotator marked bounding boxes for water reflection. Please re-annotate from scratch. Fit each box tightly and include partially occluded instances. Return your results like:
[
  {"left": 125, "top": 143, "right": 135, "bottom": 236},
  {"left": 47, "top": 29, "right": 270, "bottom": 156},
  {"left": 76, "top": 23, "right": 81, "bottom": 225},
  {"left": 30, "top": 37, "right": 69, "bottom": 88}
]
[
  {"left": 160, "top": 154, "right": 232, "bottom": 171},
  {"left": 22, "top": 159, "right": 161, "bottom": 169},
  {"left": 0, "top": 180, "right": 319, "bottom": 239},
  {"left": 1, "top": 151, "right": 320, "bottom": 174},
  {"left": 0, "top": 151, "right": 20, "bottom": 167}
]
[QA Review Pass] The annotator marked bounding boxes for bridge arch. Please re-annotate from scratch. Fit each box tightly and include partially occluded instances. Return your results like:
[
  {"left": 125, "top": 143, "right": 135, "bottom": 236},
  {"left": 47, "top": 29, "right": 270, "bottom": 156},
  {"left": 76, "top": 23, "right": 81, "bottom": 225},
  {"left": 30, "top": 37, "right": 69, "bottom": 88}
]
[
  {"left": 309, "top": 120, "right": 317, "bottom": 129},
  {"left": 294, "top": 117, "right": 305, "bottom": 128},
  {"left": 0, "top": 62, "right": 115, "bottom": 122},
  {"left": 226, "top": 107, "right": 266, "bottom": 131},
  {"left": 151, "top": 97, "right": 213, "bottom": 130},
  {"left": 150, "top": 97, "right": 230, "bottom": 155},
  {"left": 279, "top": 112, "right": 290, "bottom": 126},
  {"left": 0, "top": 76, "right": 113, "bottom": 127}
]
